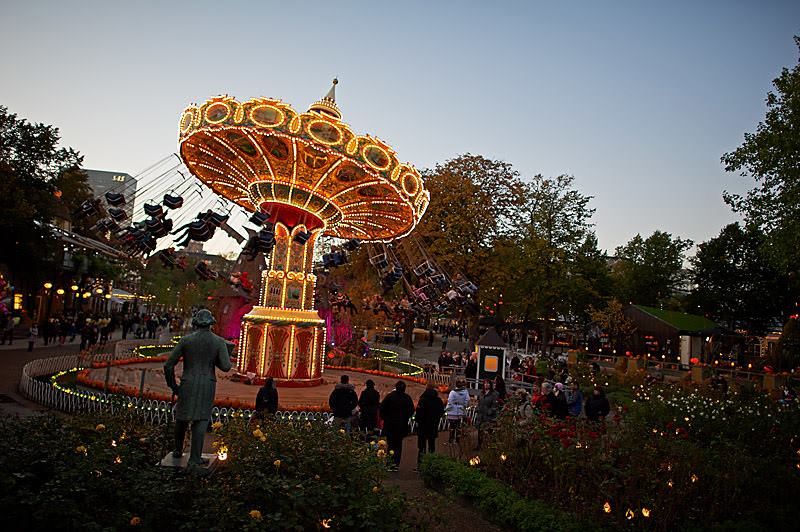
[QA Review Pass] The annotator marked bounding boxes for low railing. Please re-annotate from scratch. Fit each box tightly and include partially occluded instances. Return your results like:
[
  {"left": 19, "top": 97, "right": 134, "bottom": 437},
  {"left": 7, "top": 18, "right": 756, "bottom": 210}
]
[{"left": 20, "top": 355, "right": 481, "bottom": 432}]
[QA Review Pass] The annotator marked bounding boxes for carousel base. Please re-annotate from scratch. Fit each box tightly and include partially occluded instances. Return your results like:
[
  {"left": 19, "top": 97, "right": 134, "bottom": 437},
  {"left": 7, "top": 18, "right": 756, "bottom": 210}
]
[{"left": 233, "top": 373, "right": 323, "bottom": 387}]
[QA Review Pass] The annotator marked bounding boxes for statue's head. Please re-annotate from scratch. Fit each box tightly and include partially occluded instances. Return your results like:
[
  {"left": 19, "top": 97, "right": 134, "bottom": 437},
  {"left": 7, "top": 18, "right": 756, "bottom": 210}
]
[{"left": 191, "top": 309, "right": 216, "bottom": 329}]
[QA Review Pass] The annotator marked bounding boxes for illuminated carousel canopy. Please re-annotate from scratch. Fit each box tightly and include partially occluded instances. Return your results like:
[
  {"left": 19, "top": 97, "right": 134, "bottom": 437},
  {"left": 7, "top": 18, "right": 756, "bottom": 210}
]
[{"left": 178, "top": 80, "right": 429, "bottom": 242}]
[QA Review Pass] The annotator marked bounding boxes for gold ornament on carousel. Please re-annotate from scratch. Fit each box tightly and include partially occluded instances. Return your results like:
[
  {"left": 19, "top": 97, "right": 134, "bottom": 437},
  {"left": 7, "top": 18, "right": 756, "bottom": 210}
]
[{"left": 179, "top": 80, "right": 428, "bottom": 386}]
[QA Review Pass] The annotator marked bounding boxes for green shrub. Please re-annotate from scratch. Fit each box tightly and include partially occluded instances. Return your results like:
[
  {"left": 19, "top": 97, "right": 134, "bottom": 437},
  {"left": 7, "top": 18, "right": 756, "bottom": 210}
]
[{"left": 419, "top": 453, "right": 582, "bottom": 532}]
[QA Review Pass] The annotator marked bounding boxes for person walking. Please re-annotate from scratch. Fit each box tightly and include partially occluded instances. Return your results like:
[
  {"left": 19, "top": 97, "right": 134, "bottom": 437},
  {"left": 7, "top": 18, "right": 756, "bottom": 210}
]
[
  {"left": 379, "top": 381, "right": 415, "bottom": 471},
  {"left": 414, "top": 383, "right": 444, "bottom": 470},
  {"left": 328, "top": 374, "right": 358, "bottom": 432},
  {"left": 444, "top": 379, "right": 470, "bottom": 444},
  {"left": 585, "top": 385, "right": 611, "bottom": 422},
  {"left": 474, "top": 379, "right": 499, "bottom": 450},
  {"left": 358, "top": 379, "right": 380, "bottom": 433},
  {"left": 255, "top": 377, "right": 279, "bottom": 418},
  {"left": 163, "top": 309, "right": 232, "bottom": 469}
]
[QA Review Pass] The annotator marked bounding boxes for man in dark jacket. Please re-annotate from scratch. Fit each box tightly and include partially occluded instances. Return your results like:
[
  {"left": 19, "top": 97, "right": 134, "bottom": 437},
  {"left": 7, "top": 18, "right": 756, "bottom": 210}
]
[
  {"left": 255, "top": 377, "right": 279, "bottom": 417},
  {"left": 585, "top": 385, "right": 611, "bottom": 422},
  {"left": 415, "top": 383, "right": 444, "bottom": 469},
  {"left": 328, "top": 374, "right": 358, "bottom": 432},
  {"left": 358, "top": 379, "right": 380, "bottom": 432},
  {"left": 379, "top": 381, "right": 415, "bottom": 470}
]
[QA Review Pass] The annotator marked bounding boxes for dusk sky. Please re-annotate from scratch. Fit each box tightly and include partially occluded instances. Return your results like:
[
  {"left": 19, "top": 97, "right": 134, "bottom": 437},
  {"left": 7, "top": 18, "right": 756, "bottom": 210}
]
[{"left": 2, "top": 0, "right": 799, "bottom": 256}]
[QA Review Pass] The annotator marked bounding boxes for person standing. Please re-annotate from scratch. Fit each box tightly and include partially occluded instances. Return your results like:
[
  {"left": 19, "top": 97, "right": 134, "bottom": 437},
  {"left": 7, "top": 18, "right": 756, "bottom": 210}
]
[
  {"left": 358, "top": 379, "right": 380, "bottom": 433},
  {"left": 474, "top": 380, "right": 499, "bottom": 450},
  {"left": 549, "top": 382, "right": 568, "bottom": 419},
  {"left": 585, "top": 385, "right": 610, "bottom": 422},
  {"left": 441, "top": 333, "right": 449, "bottom": 351},
  {"left": 328, "top": 374, "right": 358, "bottom": 432},
  {"left": 379, "top": 381, "right": 415, "bottom": 471},
  {"left": 27, "top": 324, "right": 38, "bottom": 352},
  {"left": 445, "top": 379, "right": 470, "bottom": 444},
  {"left": 427, "top": 328, "right": 434, "bottom": 347},
  {"left": 414, "top": 383, "right": 444, "bottom": 470},
  {"left": 164, "top": 309, "right": 232, "bottom": 469},
  {"left": 255, "top": 377, "right": 279, "bottom": 418},
  {"left": 567, "top": 381, "right": 584, "bottom": 417}
]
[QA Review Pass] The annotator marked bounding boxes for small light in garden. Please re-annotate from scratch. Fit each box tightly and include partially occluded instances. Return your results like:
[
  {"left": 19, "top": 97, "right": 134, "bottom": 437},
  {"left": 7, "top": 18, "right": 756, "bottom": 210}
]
[
  {"left": 667, "top": 480, "right": 674, "bottom": 488},
  {"left": 748, "top": 363, "right": 752, "bottom": 369},
  {"left": 274, "top": 459, "right": 281, "bottom": 468},
  {"left": 111, "top": 440, "right": 117, "bottom": 447},
  {"left": 321, "top": 518, "right": 332, "bottom": 528},
  {"left": 372, "top": 486, "right": 380, "bottom": 493},
  {"left": 626, "top": 509, "right": 635, "bottom": 520},
  {"left": 642, "top": 508, "right": 651, "bottom": 518},
  {"left": 500, "top": 453, "right": 507, "bottom": 461},
  {"left": 469, "top": 456, "right": 481, "bottom": 466},
  {"left": 114, "top": 456, "right": 122, "bottom": 464},
  {"left": 249, "top": 510, "right": 262, "bottom": 521},
  {"left": 75, "top": 445, "right": 87, "bottom": 455},
  {"left": 603, "top": 501, "right": 611, "bottom": 514},
  {"left": 691, "top": 474, "right": 698, "bottom": 483},
  {"left": 95, "top": 424, "right": 105, "bottom": 431},
  {"left": 130, "top": 516, "right": 141, "bottom": 526}
]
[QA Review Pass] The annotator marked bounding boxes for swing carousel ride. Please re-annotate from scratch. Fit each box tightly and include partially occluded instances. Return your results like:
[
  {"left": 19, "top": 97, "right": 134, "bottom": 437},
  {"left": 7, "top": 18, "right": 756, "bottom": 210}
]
[{"left": 177, "top": 80, "right": 429, "bottom": 385}]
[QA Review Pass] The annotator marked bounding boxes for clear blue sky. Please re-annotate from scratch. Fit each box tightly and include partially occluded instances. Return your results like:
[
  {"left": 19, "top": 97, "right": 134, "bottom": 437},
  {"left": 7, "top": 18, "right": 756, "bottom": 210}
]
[{"left": 2, "top": 0, "right": 798, "bottom": 255}]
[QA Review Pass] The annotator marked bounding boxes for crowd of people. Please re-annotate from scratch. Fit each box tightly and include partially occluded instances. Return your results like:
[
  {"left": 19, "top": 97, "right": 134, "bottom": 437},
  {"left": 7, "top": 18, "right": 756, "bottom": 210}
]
[{"left": 0, "top": 310, "right": 187, "bottom": 352}]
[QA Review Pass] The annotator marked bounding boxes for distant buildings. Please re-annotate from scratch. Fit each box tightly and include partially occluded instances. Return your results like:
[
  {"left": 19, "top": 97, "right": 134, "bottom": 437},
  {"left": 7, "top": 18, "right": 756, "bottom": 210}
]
[{"left": 84, "top": 169, "right": 137, "bottom": 220}]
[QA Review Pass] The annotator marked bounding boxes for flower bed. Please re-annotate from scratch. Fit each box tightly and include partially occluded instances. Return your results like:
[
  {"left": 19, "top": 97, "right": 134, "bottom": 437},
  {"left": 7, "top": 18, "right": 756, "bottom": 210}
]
[
  {"left": 470, "top": 381, "right": 800, "bottom": 530},
  {"left": 0, "top": 414, "right": 404, "bottom": 530}
]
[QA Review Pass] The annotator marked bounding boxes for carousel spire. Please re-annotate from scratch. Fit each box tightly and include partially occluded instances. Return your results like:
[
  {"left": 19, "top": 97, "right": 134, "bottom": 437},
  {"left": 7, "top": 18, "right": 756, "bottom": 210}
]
[{"left": 308, "top": 78, "right": 341, "bottom": 120}]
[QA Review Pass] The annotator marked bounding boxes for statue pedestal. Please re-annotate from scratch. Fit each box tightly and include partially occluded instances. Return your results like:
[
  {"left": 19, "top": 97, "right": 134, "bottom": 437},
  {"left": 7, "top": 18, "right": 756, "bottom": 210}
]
[{"left": 159, "top": 452, "right": 218, "bottom": 470}]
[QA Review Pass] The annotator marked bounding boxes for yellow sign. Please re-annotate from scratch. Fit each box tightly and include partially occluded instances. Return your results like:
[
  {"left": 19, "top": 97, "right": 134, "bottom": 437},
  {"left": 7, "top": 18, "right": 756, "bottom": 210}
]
[{"left": 483, "top": 355, "right": 498, "bottom": 372}]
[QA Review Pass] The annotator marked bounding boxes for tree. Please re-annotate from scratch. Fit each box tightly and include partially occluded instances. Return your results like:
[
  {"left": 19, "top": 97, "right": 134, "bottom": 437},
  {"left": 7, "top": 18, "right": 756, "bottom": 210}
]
[
  {"left": 506, "top": 174, "right": 597, "bottom": 343},
  {"left": 0, "top": 106, "right": 91, "bottom": 284},
  {"left": 418, "top": 154, "right": 527, "bottom": 286},
  {"left": 721, "top": 36, "right": 800, "bottom": 323},
  {"left": 688, "top": 223, "right": 785, "bottom": 333},
  {"left": 589, "top": 298, "right": 636, "bottom": 352},
  {"left": 612, "top": 231, "right": 693, "bottom": 307}
]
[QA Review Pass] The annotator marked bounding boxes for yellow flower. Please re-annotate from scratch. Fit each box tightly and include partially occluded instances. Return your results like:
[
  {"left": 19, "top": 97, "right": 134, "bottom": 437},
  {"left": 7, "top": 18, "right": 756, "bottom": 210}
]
[
  {"left": 249, "top": 509, "right": 262, "bottom": 520},
  {"left": 376, "top": 449, "right": 386, "bottom": 458},
  {"left": 625, "top": 508, "right": 635, "bottom": 520},
  {"left": 211, "top": 421, "right": 223, "bottom": 430},
  {"left": 95, "top": 424, "right": 105, "bottom": 431},
  {"left": 253, "top": 428, "right": 264, "bottom": 439},
  {"left": 273, "top": 459, "right": 281, "bottom": 468},
  {"left": 130, "top": 516, "right": 141, "bottom": 526},
  {"left": 339, "top": 429, "right": 346, "bottom": 434},
  {"left": 75, "top": 445, "right": 87, "bottom": 455},
  {"left": 642, "top": 508, "right": 651, "bottom": 518},
  {"left": 377, "top": 439, "right": 388, "bottom": 450}
]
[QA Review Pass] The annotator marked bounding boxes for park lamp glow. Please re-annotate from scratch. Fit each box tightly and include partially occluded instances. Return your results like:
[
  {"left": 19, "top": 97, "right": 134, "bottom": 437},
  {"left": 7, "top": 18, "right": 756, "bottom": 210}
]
[
  {"left": 43, "top": 282, "right": 53, "bottom": 289},
  {"left": 70, "top": 285, "right": 79, "bottom": 291},
  {"left": 82, "top": 292, "right": 91, "bottom": 299},
  {"left": 56, "top": 288, "right": 65, "bottom": 295}
]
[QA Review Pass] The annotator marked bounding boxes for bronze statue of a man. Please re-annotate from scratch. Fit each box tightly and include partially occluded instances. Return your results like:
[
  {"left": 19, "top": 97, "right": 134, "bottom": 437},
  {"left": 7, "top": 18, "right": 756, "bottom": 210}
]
[{"left": 164, "top": 309, "right": 231, "bottom": 467}]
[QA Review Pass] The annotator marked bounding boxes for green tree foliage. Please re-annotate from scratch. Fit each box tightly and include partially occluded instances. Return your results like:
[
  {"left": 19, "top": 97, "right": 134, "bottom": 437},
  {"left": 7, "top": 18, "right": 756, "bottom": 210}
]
[
  {"left": 139, "top": 259, "right": 223, "bottom": 311},
  {"left": 688, "top": 223, "right": 785, "bottom": 333},
  {"left": 0, "top": 106, "right": 92, "bottom": 279},
  {"left": 612, "top": 231, "right": 693, "bottom": 307},
  {"left": 722, "top": 37, "right": 800, "bottom": 274}
]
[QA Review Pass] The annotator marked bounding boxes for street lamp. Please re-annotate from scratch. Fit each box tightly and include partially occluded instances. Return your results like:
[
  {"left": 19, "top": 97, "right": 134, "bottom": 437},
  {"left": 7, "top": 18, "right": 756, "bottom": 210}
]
[
  {"left": 56, "top": 288, "right": 65, "bottom": 295},
  {"left": 43, "top": 282, "right": 53, "bottom": 290},
  {"left": 70, "top": 285, "right": 79, "bottom": 291}
]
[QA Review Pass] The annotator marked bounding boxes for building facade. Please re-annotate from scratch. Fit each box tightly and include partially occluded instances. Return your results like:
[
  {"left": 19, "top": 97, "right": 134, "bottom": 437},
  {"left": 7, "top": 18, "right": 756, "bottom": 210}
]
[{"left": 84, "top": 169, "right": 137, "bottom": 220}]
